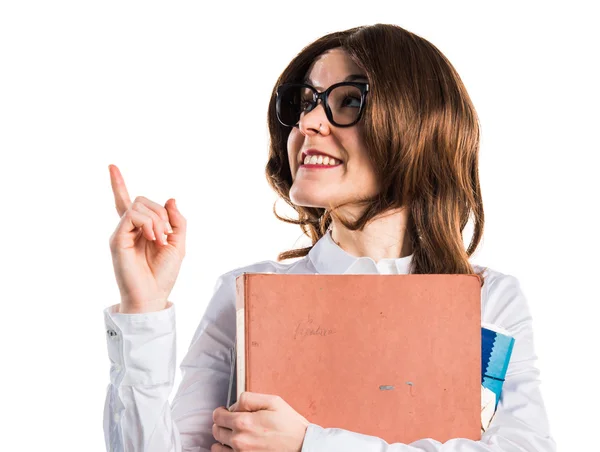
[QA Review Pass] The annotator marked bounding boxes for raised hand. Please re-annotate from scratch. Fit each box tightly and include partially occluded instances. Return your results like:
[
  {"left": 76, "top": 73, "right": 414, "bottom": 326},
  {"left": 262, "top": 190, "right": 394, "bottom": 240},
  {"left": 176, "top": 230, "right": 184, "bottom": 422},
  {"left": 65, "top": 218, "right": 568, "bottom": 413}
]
[{"left": 108, "top": 164, "right": 186, "bottom": 313}]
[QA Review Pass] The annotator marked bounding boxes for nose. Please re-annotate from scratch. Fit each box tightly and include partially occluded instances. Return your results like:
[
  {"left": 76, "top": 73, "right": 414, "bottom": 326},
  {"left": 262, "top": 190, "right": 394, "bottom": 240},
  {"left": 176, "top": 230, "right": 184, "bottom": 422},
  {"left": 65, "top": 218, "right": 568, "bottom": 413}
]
[{"left": 297, "top": 99, "right": 330, "bottom": 135}]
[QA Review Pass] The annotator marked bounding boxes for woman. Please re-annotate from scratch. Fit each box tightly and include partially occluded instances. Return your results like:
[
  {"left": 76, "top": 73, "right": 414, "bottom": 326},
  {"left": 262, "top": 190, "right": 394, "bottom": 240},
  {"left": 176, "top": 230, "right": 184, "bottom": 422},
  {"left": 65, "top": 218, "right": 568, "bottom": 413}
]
[{"left": 103, "top": 24, "right": 556, "bottom": 451}]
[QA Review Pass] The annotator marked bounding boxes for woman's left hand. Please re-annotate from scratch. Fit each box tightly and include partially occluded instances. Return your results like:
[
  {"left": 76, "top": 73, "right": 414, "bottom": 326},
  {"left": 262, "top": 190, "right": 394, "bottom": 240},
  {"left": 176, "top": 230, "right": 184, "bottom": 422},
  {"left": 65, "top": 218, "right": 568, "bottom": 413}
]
[{"left": 211, "top": 391, "right": 311, "bottom": 452}]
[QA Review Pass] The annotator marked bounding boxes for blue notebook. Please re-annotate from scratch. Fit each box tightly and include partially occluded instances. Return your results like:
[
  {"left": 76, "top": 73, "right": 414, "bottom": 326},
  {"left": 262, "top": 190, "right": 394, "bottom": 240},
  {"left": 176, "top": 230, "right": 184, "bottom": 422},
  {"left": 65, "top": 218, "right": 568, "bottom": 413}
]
[{"left": 481, "top": 323, "right": 515, "bottom": 410}]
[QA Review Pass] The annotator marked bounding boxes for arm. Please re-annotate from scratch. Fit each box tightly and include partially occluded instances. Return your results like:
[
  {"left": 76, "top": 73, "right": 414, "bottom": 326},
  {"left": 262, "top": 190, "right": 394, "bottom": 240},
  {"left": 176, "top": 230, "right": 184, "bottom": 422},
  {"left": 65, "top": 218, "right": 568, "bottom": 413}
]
[
  {"left": 103, "top": 273, "right": 236, "bottom": 452},
  {"left": 301, "top": 273, "right": 557, "bottom": 452}
]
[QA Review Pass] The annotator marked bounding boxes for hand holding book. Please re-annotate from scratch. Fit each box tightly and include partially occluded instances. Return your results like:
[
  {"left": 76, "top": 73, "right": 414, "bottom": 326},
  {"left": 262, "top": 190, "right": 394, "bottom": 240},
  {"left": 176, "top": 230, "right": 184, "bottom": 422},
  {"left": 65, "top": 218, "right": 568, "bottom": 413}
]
[{"left": 213, "top": 391, "right": 310, "bottom": 451}]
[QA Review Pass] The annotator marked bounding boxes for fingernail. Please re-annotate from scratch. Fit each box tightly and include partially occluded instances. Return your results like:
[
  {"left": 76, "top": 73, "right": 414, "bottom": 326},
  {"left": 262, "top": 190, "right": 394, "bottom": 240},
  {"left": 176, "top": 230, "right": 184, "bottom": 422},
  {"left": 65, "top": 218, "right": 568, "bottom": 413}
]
[
  {"left": 165, "top": 222, "right": 173, "bottom": 234},
  {"left": 162, "top": 234, "right": 168, "bottom": 245}
]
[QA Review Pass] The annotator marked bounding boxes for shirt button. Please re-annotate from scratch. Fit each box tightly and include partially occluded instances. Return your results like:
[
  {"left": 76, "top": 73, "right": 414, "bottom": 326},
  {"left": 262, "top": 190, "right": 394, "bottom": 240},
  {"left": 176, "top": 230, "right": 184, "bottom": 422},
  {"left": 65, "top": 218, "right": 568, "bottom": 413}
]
[
  {"left": 114, "top": 412, "right": 120, "bottom": 423},
  {"left": 107, "top": 329, "right": 118, "bottom": 339}
]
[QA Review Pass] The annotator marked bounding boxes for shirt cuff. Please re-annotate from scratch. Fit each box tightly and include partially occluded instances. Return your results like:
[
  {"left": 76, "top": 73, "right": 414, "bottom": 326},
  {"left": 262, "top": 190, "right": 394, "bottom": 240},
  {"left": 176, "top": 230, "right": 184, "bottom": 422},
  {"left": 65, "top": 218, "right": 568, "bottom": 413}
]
[{"left": 103, "top": 301, "right": 176, "bottom": 387}]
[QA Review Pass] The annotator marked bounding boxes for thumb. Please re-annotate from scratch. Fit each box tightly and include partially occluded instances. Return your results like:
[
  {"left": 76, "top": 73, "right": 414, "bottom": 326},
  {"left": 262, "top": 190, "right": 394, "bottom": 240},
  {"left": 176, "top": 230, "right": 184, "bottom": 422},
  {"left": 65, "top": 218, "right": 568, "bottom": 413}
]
[
  {"left": 230, "top": 392, "right": 276, "bottom": 412},
  {"left": 164, "top": 198, "right": 186, "bottom": 251}
]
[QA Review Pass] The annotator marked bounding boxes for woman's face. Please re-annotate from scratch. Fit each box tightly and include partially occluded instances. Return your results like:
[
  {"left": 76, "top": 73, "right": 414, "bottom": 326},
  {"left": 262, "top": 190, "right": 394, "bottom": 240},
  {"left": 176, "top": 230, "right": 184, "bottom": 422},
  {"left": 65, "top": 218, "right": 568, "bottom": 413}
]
[{"left": 287, "top": 48, "right": 378, "bottom": 212}]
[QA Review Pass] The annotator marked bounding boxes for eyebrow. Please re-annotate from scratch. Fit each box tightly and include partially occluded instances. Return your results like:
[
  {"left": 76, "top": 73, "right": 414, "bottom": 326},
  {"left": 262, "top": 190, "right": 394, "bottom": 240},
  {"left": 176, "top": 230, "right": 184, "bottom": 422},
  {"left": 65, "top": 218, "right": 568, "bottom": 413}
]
[{"left": 302, "top": 73, "right": 368, "bottom": 89}]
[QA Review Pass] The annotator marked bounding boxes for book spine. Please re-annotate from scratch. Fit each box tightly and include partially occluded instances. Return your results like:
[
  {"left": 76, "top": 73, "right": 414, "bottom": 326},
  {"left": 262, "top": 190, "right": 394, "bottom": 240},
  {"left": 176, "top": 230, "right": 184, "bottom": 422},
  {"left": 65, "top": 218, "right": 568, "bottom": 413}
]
[
  {"left": 235, "top": 274, "right": 247, "bottom": 401},
  {"left": 236, "top": 307, "right": 245, "bottom": 399}
]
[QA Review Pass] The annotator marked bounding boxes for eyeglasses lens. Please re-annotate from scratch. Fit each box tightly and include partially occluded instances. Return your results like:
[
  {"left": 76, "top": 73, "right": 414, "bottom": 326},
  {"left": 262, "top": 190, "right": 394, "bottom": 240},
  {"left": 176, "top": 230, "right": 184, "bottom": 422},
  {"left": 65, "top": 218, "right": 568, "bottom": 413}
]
[{"left": 278, "top": 84, "right": 363, "bottom": 127}]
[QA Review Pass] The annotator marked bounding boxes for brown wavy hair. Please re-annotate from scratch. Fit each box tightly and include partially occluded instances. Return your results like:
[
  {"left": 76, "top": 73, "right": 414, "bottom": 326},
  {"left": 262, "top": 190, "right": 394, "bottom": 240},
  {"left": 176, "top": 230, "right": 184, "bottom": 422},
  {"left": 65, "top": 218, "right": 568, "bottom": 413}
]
[{"left": 265, "top": 23, "right": 486, "bottom": 284}]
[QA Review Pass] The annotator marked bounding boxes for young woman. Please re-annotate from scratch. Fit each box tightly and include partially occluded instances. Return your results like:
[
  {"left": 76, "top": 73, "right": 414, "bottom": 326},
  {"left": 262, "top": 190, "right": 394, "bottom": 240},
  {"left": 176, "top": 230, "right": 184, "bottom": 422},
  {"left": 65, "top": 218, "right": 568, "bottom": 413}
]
[{"left": 103, "top": 24, "right": 556, "bottom": 451}]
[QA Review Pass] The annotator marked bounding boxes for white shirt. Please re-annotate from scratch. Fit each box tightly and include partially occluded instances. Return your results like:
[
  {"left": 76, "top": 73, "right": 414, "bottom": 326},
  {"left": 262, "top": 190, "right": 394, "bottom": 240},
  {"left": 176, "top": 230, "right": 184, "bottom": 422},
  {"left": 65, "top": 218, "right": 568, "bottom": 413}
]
[{"left": 103, "top": 230, "right": 557, "bottom": 451}]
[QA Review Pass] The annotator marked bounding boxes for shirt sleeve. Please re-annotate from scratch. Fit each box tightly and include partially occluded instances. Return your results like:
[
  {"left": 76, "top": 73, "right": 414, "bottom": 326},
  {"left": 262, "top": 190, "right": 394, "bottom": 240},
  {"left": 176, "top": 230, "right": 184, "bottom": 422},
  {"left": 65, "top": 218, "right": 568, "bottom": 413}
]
[
  {"left": 300, "top": 273, "right": 557, "bottom": 452},
  {"left": 103, "top": 273, "right": 236, "bottom": 452}
]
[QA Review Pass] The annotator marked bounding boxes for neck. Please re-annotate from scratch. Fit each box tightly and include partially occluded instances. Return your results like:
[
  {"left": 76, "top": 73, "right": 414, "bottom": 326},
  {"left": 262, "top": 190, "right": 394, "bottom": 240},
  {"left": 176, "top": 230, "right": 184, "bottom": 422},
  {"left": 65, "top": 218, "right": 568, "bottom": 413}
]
[{"left": 329, "top": 207, "right": 413, "bottom": 263}]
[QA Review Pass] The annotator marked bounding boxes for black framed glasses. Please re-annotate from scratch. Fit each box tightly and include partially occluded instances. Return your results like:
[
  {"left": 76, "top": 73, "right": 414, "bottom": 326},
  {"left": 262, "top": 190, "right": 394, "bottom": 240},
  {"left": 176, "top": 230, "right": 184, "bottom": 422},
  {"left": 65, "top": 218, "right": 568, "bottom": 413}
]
[{"left": 276, "top": 81, "right": 369, "bottom": 128}]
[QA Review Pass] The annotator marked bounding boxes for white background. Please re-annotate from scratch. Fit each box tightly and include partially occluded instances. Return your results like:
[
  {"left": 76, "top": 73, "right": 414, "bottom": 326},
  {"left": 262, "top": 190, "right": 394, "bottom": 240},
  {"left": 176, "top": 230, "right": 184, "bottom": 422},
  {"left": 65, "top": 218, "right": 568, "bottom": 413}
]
[{"left": 1, "top": 1, "right": 597, "bottom": 450}]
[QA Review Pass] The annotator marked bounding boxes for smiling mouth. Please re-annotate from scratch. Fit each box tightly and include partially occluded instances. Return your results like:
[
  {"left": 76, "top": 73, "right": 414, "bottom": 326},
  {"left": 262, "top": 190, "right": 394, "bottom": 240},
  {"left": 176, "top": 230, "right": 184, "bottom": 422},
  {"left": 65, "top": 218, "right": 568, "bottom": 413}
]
[{"left": 300, "top": 150, "right": 343, "bottom": 167}]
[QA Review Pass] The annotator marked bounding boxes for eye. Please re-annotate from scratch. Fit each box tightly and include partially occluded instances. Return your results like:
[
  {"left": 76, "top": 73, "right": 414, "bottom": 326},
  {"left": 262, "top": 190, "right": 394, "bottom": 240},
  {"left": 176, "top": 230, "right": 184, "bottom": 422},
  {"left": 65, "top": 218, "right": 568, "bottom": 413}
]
[
  {"left": 340, "top": 94, "right": 361, "bottom": 108},
  {"left": 299, "top": 93, "right": 314, "bottom": 111},
  {"left": 300, "top": 100, "right": 312, "bottom": 111}
]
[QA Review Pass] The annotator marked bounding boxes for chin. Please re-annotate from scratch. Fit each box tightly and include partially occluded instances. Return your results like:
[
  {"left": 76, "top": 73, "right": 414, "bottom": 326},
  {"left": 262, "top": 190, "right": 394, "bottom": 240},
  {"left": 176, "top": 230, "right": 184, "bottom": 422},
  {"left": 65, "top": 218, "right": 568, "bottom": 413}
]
[{"left": 289, "top": 188, "right": 331, "bottom": 209}]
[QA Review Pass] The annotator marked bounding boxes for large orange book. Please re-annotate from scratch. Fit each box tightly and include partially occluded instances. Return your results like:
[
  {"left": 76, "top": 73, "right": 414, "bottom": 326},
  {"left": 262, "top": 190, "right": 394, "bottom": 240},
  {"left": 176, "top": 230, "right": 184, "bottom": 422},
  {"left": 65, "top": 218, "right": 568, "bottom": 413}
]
[{"left": 227, "top": 273, "right": 482, "bottom": 444}]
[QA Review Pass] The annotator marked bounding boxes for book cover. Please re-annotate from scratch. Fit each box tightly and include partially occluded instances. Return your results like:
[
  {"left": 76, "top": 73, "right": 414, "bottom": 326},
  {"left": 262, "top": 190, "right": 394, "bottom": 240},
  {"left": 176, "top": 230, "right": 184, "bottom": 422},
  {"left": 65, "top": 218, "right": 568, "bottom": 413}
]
[{"left": 228, "top": 273, "right": 483, "bottom": 444}]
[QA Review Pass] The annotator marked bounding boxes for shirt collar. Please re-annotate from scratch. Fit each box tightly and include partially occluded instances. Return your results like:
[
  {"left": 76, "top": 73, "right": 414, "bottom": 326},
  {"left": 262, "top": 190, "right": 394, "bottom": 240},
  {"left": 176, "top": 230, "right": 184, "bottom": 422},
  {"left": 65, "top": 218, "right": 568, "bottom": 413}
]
[{"left": 308, "top": 229, "right": 414, "bottom": 275}]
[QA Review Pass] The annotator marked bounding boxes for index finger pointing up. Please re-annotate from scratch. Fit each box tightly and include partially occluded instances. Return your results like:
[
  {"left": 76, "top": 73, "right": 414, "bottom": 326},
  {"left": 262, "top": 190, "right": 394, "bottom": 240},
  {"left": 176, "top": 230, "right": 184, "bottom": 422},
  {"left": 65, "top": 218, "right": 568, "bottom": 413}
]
[{"left": 108, "top": 164, "right": 132, "bottom": 217}]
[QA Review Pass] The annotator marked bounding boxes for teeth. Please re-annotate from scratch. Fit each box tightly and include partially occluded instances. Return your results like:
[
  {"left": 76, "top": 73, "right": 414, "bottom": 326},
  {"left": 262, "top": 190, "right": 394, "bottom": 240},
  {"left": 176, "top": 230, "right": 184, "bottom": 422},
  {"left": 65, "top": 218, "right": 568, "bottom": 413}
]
[{"left": 303, "top": 154, "right": 340, "bottom": 166}]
